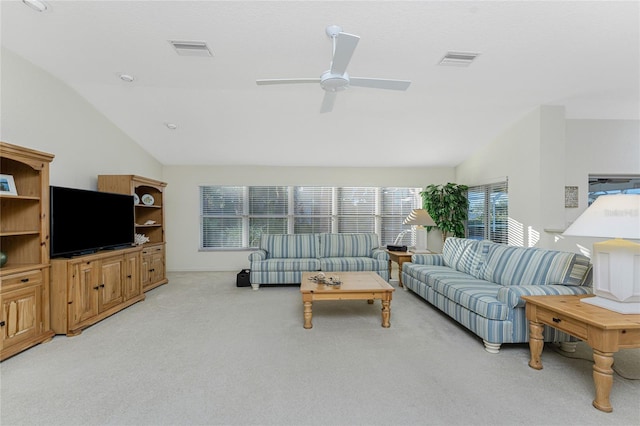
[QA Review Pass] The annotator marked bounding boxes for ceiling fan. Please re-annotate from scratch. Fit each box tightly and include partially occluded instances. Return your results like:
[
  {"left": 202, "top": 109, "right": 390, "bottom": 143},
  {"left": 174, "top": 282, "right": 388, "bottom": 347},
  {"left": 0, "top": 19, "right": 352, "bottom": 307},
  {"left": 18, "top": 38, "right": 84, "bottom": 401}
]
[{"left": 256, "top": 25, "right": 411, "bottom": 113}]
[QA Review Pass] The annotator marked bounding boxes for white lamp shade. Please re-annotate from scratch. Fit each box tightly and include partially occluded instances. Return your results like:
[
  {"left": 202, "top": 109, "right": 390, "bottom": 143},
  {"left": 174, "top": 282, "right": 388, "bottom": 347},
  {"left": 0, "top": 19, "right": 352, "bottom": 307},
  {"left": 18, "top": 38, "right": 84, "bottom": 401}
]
[
  {"left": 403, "top": 209, "right": 436, "bottom": 226},
  {"left": 563, "top": 194, "right": 640, "bottom": 239}
]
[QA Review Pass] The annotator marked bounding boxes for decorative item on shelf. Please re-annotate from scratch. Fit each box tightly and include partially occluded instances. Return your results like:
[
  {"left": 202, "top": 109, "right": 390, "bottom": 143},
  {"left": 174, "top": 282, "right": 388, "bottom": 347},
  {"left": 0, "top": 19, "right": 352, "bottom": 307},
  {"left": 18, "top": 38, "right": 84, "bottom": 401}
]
[
  {"left": 0, "top": 174, "right": 18, "bottom": 196},
  {"left": 563, "top": 194, "right": 640, "bottom": 314},
  {"left": 0, "top": 251, "right": 7, "bottom": 268},
  {"left": 144, "top": 220, "right": 156, "bottom": 225},
  {"left": 403, "top": 209, "right": 436, "bottom": 253},
  {"left": 133, "top": 193, "right": 140, "bottom": 205},
  {"left": 141, "top": 193, "right": 155, "bottom": 205},
  {"left": 135, "top": 233, "right": 150, "bottom": 245}
]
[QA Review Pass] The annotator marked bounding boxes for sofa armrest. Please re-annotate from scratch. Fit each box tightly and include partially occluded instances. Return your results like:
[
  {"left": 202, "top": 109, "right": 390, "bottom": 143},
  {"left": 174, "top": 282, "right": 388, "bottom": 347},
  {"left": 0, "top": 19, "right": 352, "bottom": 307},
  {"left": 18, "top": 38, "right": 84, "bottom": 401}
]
[
  {"left": 248, "top": 249, "right": 267, "bottom": 262},
  {"left": 497, "top": 285, "right": 593, "bottom": 309},
  {"left": 372, "top": 248, "right": 389, "bottom": 261},
  {"left": 411, "top": 253, "right": 444, "bottom": 266}
]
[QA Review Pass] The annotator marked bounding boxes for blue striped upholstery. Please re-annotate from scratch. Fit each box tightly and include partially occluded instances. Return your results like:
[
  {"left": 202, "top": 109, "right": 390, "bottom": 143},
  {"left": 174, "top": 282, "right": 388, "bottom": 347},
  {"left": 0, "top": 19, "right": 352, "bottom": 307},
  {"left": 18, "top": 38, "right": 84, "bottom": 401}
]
[
  {"left": 260, "top": 233, "right": 318, "bottom": 259},
  {"left": 411, "top": 253, "right": 445, "bottom": 266},
  {"left": 248, "top": 233, "right": 389, "bottom": 286},
  {"left": 401, "top": 238, "right": 593, "bottom": 352},
  {"left": 441, "top": 237, "right": 489, "bottom": 277},
  {"left": 319, "top": 233, "right": 379, "bottom": 258},
  {"left": 480, "top": 244, "right": 590, "bottom": 286},
  {"left": 497, "top": 284, "right": 592, "bottom": 309}
]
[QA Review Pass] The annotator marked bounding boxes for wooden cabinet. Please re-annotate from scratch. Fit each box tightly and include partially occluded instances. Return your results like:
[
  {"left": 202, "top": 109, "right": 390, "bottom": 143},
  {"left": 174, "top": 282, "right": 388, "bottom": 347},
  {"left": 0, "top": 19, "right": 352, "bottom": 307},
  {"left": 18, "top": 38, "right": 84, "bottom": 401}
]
[
  {"left": 0, "top": 142, "right": 55, "bottom": 361},
  {"left": 50, "top": 247, "right": 144, "bottom": 336},
  {"left": 98, "top": 175, "right": 168, "bottom": 292}
]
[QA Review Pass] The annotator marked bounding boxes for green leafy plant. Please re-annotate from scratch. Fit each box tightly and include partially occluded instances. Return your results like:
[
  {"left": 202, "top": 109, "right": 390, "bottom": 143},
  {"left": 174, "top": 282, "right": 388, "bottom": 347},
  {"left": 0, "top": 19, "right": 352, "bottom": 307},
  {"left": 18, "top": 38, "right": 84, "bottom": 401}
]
[{"left": 421, "top": 183, "right": 469, "bottom": 242}]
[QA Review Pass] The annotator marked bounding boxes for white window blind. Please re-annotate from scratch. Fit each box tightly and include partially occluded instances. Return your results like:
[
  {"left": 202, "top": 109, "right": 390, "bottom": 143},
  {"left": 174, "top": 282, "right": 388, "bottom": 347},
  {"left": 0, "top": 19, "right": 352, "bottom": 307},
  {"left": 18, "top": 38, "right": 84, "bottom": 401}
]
[
  {"left": 381, "top": 187, "right": 421, "bottom": 246},
  {"left": 201, "top": 186, "right": 244, "bottom": 248},
  {"left": 200, "top": 185, "right": 421, "bottom": 249},
  {"left": 337, "top": 187, "right": 376, "bottom": 233},
  {"left": 293, "top": 186, "right": 332, "bottom": 234},
  {"left": 467, "top": 181, "right": 508, "bottom": 243}
]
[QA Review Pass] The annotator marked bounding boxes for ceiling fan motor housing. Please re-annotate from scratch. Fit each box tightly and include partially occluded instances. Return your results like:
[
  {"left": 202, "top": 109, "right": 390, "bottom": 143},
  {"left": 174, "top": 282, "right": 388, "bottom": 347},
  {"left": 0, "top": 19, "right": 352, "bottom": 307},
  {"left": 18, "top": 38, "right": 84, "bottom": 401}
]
[{"left": 320, "top": 71, "right": 349, "bottom": 92}]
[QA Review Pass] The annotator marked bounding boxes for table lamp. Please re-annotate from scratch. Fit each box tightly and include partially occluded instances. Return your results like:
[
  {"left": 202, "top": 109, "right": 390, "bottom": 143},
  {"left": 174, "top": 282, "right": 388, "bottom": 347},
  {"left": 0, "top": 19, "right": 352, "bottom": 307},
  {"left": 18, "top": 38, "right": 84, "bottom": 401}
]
[
  {"left": 403, "top": 209, "right": 436, "bottom": 253},
  {"left": 563, "top": 194, "right": 640, "bottom": 314}
]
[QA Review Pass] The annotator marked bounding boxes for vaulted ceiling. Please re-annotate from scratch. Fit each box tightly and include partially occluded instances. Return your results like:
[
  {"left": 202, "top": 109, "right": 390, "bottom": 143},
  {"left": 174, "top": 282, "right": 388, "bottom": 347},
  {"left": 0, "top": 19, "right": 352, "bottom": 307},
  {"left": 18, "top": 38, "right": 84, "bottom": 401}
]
[{"left": 2, "top": 1, "right": 638, "bottom": 167}]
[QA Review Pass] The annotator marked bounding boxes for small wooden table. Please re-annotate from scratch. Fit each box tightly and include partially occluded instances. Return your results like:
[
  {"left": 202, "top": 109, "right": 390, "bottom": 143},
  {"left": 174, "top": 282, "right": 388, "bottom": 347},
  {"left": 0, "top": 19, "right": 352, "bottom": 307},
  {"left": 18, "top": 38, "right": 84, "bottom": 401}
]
[
  {"left": 522, "top": 294, "right": 640, "bottom": 413},
  {"left": 300, "top": 272, "right": 395, "bottom": 329},
  {"left": 386, "top": 250, "right": 413, "bottom": 287}
]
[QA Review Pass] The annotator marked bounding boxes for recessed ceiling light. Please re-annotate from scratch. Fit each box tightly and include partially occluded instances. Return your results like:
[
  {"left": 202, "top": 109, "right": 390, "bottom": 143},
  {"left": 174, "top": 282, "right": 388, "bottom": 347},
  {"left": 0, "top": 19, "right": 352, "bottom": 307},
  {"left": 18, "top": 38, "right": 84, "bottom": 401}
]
[
  {"left": 22, "top": 0, "right": 49, "bottom": 12},
  {"left": 119, "top": 74, "right": 135, "bottom": 83},
  {"left": 165, "top": 123, "right": 178, "bottom": 130}
]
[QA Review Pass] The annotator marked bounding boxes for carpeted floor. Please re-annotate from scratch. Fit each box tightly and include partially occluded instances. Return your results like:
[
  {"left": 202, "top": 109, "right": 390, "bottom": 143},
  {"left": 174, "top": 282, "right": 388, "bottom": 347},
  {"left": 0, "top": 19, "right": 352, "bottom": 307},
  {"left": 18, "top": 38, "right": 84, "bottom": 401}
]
[{"left": 1, "top": 271, "right": 639, "bottom": 426}]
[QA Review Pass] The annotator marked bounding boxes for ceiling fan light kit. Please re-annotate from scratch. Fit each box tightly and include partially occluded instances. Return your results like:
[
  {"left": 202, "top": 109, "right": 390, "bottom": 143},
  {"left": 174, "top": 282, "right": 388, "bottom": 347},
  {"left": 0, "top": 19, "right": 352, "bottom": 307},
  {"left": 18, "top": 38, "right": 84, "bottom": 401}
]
[{"left": 256, "top": 25, "right": 411, "bottom": 113}]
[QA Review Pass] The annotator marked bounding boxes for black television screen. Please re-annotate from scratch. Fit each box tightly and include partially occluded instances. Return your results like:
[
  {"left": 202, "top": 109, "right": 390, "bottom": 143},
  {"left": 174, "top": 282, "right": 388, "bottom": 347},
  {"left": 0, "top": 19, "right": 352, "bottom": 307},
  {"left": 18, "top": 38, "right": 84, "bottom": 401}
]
[{"left": 50, "top": 186, "right": 135, "bottom": 258}]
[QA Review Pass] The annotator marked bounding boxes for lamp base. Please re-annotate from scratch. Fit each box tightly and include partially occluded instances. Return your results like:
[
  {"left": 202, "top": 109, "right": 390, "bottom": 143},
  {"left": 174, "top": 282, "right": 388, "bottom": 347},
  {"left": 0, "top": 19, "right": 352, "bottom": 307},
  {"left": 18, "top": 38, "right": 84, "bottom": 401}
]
[{"left": 581, "top": 296, "right": 640, "bottom": 314}]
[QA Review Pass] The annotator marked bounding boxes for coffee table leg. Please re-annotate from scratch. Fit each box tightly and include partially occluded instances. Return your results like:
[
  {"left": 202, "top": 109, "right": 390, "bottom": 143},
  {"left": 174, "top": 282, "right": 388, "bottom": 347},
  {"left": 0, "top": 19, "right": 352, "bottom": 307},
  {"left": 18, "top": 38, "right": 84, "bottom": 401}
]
[
  {"left": 528, "top": 320, "right": 544, "bottom": 370},
  {"left": 303, "top": 301, "right": 313, "bottom": 329},
  {"left": 592, "top": 350, "right": 614, "bottom": 412},
  {"left": 381, "top": 300, "right": 391, "bottom": 328}
]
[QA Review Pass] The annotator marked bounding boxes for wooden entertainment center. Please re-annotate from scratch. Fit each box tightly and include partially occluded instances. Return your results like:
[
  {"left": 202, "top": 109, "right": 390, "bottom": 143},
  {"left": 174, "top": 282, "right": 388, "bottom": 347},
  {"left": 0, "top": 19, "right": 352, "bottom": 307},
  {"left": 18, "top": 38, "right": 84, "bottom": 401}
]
[
  {"left": 50, "top": 247, "right": 145, "bottom": 336},
  {"left": 0, "top": 142, "right": 55, "bottom": 360},
  {"left": 1, "top": 142, "right": 169, "bottom": 356}
]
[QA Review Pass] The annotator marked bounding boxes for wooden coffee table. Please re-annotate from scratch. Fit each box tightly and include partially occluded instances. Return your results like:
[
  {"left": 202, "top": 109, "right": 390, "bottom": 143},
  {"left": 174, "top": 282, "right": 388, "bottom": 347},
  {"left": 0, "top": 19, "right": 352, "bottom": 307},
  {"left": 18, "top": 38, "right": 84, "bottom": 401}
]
[
  {"left": 522, "top": 294, "right": 640, "bottom": 413},
  {"left": 300, "top": 272, "right": 395, "bottom": 329}
]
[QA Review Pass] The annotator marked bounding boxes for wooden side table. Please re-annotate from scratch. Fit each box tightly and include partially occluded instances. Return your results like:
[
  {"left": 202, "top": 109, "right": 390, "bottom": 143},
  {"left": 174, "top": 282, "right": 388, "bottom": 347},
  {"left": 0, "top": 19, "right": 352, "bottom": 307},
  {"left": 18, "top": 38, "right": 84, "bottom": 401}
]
[
  {"left": 386, "top": 250, "right": 413, "bottom": 287},
  {"left": 522, "top": 294, "right": 640, "bottom": 413}
]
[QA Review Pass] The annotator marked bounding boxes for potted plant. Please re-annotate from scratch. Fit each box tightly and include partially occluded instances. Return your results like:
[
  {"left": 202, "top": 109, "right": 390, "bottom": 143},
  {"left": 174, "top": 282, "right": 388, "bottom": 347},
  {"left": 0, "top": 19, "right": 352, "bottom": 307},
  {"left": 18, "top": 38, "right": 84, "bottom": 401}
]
[{"left": 421, "top": 183, "right": 469, "bottom": 242}]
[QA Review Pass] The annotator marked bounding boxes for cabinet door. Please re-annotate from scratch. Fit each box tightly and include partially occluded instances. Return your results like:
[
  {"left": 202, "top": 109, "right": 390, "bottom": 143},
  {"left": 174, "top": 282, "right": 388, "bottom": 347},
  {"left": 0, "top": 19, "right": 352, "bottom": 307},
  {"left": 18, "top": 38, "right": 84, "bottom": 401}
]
[
  {"left": 141, "top": 253, "right": 151, "bottom": 289},
  {"left": 69, "top": 262, "right": 99, "bottom": 328},
  {"left": 123, "top": 252, "right": 141, "bottom": 301},
  {"left": 1, "top": 285, "right": 41, "bottom": 352},
  {"left": 150, "top": 252, "right": 165, "bottom": 284},
  {"left": 99, "top": 257, "right": 124, "bottom": 312}
]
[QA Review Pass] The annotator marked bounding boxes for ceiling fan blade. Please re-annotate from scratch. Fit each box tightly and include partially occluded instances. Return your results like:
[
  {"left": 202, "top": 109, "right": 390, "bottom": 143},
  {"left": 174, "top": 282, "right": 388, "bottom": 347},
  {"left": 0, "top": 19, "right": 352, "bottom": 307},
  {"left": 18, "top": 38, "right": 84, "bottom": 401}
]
[
  {"left": 330, "top": 32, "right": 360, "bottom": 75},
  {"left": 349, "top": 77, "right": 411, "bottom": 91},
  {"left": 320, "top": 91, "right": 337, "bottom": 113},
  {"left": 256, "top": 78, "right": 320, "bottom": 85}
]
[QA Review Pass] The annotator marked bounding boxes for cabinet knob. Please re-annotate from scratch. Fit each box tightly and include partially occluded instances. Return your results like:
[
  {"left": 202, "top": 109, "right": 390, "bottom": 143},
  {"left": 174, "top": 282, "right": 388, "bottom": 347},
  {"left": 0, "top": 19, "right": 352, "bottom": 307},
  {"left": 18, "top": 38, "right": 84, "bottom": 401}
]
[
  {"left": 100, "top": 284, "right": 105, "bottom": 288},
  {"left": 0, "top": 321, "right": 5, "bottom": 327},
  {"left": 127, "top": 274, "right": 132, "bottom": 279},
  {"left": 21, "top": 278, "right": 29, "bottom": 283},
  {"left": 552, "top": 317, "right": 562, "bottom": 323},
  {"left": 93, "top": 286, "right": 100, "bottom": 290}
]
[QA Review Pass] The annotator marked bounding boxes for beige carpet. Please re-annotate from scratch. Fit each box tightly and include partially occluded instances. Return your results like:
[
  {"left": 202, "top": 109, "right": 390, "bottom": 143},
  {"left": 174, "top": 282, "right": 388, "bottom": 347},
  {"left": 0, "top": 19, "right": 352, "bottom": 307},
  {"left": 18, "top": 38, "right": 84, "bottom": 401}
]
[{"left": 1, "top": 271, "right": 639, "bottom": 426}]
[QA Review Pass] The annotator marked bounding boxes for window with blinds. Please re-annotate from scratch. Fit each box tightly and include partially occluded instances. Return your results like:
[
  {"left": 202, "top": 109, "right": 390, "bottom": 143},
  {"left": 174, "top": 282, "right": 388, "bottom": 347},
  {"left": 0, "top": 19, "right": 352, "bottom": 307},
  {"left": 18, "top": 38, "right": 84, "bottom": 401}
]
[
  {"left": 467, "top": 181, "right": 508, "bottom": 244},
  {"left": 200, "top": 185, "right": 421, "bottom": 249}
]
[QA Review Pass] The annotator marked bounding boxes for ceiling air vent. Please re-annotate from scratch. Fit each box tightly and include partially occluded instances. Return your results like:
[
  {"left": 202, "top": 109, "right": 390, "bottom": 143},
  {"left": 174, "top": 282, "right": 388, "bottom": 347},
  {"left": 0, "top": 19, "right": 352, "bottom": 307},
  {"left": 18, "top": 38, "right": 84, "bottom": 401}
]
[
  {"left": 439, "top": 51, "right": 480, "bottom": 67},
  {"left": 169, "top": 40, "right": 213, "bottom": 57}
]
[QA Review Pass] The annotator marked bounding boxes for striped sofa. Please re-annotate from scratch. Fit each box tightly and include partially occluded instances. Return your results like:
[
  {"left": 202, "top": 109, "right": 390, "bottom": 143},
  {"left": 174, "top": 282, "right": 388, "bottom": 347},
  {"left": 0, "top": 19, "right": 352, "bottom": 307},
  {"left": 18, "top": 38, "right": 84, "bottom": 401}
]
[
  {"left": 248, "top": 233, "right": 389, "bottom": 290},
  {"left": 402, "top": 237, "right": 592, "bottom": 353}
]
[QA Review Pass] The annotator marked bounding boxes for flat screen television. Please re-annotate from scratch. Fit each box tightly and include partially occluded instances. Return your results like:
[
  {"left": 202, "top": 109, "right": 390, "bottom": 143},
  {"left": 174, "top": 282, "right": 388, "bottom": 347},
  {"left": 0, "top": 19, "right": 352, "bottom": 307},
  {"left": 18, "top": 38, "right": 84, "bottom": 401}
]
[{"left": 50, "top": 186, "right": 135, "bottom": 258}]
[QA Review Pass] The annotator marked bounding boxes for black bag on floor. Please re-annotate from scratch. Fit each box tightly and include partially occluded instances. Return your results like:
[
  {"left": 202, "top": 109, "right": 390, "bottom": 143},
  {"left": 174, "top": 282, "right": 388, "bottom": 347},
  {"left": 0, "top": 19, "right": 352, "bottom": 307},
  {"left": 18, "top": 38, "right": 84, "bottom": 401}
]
[{"left": 236, "top": 269, "right": 251, "bottom": 287}]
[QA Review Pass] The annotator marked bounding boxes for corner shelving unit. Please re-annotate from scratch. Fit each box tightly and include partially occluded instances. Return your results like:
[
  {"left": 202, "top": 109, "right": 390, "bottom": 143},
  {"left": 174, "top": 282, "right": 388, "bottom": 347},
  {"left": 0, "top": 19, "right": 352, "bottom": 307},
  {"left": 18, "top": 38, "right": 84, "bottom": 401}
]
[
  {"left": 0, "top": 141, "right": 55, "bottom": 361},
  {"left": 97, "top": 175, "right": 168, "bottom": 292}
]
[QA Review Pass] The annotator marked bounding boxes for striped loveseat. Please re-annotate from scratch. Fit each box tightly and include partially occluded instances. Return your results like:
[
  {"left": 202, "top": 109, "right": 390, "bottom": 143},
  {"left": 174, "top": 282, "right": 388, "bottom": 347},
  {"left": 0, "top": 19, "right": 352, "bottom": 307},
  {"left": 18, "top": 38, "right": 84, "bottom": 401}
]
[
  {"left": 402, "top": 237, "right": 592, "bottom": 353},
  {"left": 248, "top": 233, "right": 389, "bottom": 290}
]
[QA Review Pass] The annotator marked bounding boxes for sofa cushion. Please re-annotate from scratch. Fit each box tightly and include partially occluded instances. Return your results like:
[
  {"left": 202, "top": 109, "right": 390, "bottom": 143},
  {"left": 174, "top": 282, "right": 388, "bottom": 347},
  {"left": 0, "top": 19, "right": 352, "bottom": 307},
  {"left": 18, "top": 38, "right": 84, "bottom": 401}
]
[
  {"left": 480, "top": 244, "right": 588, "bottom": 287},
  {"left": 260, "top": 233, "right": 318, "bottom": 259},
  {"left": 428, "top": 271, "right": 508, "bottom": 321},
  {"left": 320, "top": 257, "right": 387, "bottom": 273},
  {"left": 441, "top": 237, "right": 489, "bottom": 278},
  {"left": 250, "top": 258, "right": 320, "bottom": 272},
  {"left": 319, "top": 233, "right": 379, "bottom": 258}
]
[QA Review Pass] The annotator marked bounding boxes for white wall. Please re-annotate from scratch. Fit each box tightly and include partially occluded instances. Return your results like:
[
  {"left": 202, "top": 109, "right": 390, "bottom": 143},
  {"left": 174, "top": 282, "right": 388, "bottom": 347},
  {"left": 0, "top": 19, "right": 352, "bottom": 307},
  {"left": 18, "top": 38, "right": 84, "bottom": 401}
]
[
  {"left": 0, "top": 48, "right": 162, "bottom": 188},
  {"left": 456, "top": 106, "right": 640, "bottom": 254},
  {"left": 163, "top": 165, "right": 454, "bottom": 271}
]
